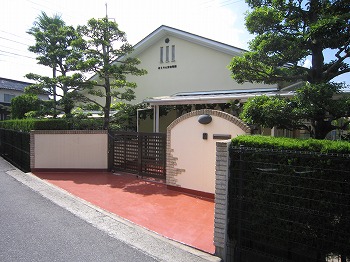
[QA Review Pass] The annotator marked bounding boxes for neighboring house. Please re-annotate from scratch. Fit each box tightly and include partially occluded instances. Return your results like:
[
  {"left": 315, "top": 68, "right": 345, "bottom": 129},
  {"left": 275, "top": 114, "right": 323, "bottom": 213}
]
[
  {"left": 89, "top": 25, "right": 301, "bottom": 133},
  {"left": 0, "top": 77, "right": 47, "bottom": 120}
]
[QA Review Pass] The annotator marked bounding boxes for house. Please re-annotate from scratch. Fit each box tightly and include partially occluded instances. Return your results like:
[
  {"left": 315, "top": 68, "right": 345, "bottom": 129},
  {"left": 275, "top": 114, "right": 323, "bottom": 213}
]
[
  {"left": 90, "top": 25, "right": 300, "bottom": 133},
  {"left": 0, "top": 77, "right": 33, "bottom": 120},
  {"left": 0, "top": 77, "right": 48, "bottom": 120}
]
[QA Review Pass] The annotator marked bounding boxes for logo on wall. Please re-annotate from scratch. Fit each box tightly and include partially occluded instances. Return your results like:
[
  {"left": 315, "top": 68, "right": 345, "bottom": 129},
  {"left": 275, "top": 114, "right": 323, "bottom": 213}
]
[{"left": 158, "top": 65, "right": 177, "bottom": 70}]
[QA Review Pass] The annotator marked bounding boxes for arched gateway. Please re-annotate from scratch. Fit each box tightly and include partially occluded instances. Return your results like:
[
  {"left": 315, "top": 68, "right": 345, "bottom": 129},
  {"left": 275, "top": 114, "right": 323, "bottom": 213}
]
[{"left": 166, "top": 109, "right": 250, "bottom": 198}]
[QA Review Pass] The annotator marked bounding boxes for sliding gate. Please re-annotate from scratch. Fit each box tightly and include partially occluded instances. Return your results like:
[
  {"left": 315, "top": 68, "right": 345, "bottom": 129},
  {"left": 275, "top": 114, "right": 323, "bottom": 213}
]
[{"left": 109, "top": 132, "right": 166, "bottom": 179}]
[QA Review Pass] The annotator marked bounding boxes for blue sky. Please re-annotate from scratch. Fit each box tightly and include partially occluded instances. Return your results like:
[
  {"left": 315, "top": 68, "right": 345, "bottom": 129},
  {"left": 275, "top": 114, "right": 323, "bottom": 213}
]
[{"left": 0, "top": 0, "right": 348, "bottom": 86}]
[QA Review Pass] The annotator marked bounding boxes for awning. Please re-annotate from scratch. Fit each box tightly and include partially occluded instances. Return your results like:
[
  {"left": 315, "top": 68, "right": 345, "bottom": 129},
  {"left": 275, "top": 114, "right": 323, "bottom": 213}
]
[
  {"left": 142, "top": 88, "right": 295, "bottom": 132},
  {"left": 143, "top": 89, "right": 295, "bottom": 106}
]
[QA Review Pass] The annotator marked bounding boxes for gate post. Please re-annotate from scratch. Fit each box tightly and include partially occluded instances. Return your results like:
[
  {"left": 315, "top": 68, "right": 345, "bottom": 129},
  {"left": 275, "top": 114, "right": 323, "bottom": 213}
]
[
  {"left": 108, "top": 131, "right": 114, "bottom": 172},
  {"left": 214, "top": 140, "right": 231, "bottom": 260},
  {"left": 138, "top": 133, "right": 143, "bottom": 176}
]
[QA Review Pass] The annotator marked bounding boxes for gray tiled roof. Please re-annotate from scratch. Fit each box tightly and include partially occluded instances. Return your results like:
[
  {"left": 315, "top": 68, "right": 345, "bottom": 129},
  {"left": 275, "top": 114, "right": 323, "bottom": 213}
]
[{"left": 0, "top": 77, "right": 32, "bottom": 91}]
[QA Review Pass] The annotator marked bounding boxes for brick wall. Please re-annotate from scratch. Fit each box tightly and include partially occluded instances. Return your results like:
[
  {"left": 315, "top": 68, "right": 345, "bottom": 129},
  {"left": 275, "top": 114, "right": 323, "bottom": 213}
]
[{"left": 214, "top": 140, "right": 231, "bottom": 259}]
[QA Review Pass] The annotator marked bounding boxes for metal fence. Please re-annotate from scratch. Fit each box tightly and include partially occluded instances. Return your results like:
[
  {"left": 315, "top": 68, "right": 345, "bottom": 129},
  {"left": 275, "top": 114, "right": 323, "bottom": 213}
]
[
  {"left": 0, "top": 128, "right": 30, "bottom": 172},
  {"left": 109, "top": 131, "right": 166, "bottom": 179},
  {"left": 227, "top": 146, "right": 350, "bottom": 262}
]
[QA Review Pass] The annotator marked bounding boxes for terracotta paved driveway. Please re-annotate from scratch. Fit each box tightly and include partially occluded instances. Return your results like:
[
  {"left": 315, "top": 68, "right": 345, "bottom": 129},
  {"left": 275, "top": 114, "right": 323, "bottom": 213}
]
[{"left": 33, "top": 171, "right": 215, "bottom": 254}]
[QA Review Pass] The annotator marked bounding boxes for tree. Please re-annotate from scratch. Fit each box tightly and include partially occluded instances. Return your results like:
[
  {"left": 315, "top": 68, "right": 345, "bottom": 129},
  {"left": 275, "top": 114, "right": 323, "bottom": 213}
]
[
  {"left": 73, "top": 17, "right": 146, "bottom": 130},
  {"left": 241, "top": 82, "right": 350, "bottom": 138},
  {"left": 229, "top": 0, "right": 350, "bottom": 139},
  {"left": 26, "top": 11, "right": 82, "bottom": 117},
  {"left": 230, "top": 0, "right": 350, "bottom": 84},
  {"left": 11, "top": 94, "right": 42, "bottom": 119}
]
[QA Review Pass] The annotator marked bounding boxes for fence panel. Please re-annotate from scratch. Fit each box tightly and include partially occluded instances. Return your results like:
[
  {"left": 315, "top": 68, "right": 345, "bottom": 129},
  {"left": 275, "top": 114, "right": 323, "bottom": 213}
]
[
  {"left": 0, "top": 129, "right": 30, "bottom": 172},
  {"left": 228, "top": 147, "right": 350, "bottom": 262},
  {"left": 110, "top": 132, "right": 166, "bottom": 179}
]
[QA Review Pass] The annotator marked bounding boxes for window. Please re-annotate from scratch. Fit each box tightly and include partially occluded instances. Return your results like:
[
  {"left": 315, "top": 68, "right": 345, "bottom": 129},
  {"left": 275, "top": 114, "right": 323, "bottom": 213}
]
[
  {"left": 166, "top": 46, "right": 170, "bottom": 62},
  {"left": 171, "top": 45, "right": 175, "bottom": 62},
  {"left": 160, "top": 43, "right": 175, "bottom": 63},
  {"left": 4, "top": 94, "right": 15, "bottom": 103},
  {"left": 160, "top": 47, "right": 164, "bottom": 63}
]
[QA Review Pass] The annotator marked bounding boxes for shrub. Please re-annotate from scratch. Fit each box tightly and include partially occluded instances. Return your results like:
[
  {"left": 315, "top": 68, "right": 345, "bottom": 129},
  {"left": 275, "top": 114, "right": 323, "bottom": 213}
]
[
  {"left": 231, "top": 135, "right": 350, "bottom": 154},
  {"left": 229, "top": 135, "right": 350, "bottom": 261},
  {"left": 0, "top": 119, "right": 69, "bottom": 132}
]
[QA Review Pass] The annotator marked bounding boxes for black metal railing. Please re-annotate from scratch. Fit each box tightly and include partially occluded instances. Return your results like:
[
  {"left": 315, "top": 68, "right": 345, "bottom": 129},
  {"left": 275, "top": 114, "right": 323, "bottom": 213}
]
[
  {"left": 109, "top": 131, "right": 166, "bottom": 179},
  {"left": 0, "top": 128, "right": 30, "bottom": 172},
  {"left": 227, "top": 146, "right": 350, "bottom": 262}
]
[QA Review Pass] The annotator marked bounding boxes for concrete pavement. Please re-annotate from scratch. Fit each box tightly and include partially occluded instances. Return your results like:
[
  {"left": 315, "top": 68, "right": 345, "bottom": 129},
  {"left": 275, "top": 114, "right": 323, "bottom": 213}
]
[{"left": 0, "top": 157, "right": 221, "bottom": 262}]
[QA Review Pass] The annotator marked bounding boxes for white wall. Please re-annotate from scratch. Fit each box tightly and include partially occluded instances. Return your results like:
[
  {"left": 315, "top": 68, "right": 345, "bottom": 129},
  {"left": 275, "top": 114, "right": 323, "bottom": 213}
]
[
  {"left": 0, "top": 89, "right": 23, "bottom": 103},
  {"left": 31, "top": 131, "right": 108, "bottom": 170},
  {"left": 87, "top": 34, "right": 276, "bottom": 107},
  {"left": 128, "top": 35, "right": 274, "bottom": 104},
  {"left": 0, "top": 89, "right": 48, "bottom": 103},
  {"left": 167, "top": 110, "right": 250, "bottom": 194}
]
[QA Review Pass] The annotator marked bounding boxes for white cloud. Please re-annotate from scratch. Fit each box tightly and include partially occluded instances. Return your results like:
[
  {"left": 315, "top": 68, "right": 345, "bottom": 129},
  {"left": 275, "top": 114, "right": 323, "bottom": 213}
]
[{"left": 303, "top": 58, "right": 312, "bottom": 69}]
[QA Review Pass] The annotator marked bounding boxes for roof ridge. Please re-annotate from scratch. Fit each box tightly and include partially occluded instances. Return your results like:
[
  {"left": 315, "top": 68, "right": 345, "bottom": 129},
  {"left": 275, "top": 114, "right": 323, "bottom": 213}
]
[{"left": 0, "top": 77, "right": 32, "bottom": 85}]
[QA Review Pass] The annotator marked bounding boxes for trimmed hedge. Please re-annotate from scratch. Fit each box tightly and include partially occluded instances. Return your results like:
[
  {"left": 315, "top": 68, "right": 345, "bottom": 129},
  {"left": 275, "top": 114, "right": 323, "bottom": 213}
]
[
  {"left": 0, "top": 119, "right": 68, "bottom": 132},
  {"left": 0, "top": 118, "right": 106, "bottom": 132},
  {"left": 231, "top": 135, "right": 350, "bottom": 154},
  {"left": 228, "top": 135, "right": 350, "bottom": 261}
]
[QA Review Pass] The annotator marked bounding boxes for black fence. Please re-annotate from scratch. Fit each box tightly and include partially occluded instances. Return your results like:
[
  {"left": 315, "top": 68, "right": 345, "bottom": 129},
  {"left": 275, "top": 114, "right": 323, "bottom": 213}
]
[
  {"left": 109, "top": 132, "right": 166, "bottom": 179},
  {"left": 228, "top": 146, "right": 350, "bottom": 262},
  {"left": 0, "top": 129, "right": 30, "bottom": 172}
]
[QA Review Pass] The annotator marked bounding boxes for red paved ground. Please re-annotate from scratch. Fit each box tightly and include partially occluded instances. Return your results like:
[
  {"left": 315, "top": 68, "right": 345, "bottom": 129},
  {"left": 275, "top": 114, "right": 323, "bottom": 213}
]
[{"left": 33, "top": 171, "right": 215, "bottom": 253}]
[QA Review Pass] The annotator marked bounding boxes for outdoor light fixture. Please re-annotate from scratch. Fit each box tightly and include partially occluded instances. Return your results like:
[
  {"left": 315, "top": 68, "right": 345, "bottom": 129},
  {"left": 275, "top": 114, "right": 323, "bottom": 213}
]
[{"left": 198, "top": 114, "right": 212, "bottom": 124}]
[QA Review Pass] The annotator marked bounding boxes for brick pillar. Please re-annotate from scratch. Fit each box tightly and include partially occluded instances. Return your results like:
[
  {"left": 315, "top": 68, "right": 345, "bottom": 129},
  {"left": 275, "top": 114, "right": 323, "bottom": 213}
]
[{"left": 214, "top": 140, "right": 231, "bottom": 259}]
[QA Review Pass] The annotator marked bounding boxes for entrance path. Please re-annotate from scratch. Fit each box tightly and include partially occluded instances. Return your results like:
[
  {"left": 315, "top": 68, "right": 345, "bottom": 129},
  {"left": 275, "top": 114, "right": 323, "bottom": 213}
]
[{"left": 33, "top": 171, "right": 215, "bottom": 254}]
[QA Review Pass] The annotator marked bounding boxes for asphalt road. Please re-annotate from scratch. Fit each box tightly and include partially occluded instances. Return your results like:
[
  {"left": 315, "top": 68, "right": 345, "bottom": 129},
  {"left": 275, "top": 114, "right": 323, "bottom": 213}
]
[{"left": 0, "top": 161, "right": 157, "bottom": 262}]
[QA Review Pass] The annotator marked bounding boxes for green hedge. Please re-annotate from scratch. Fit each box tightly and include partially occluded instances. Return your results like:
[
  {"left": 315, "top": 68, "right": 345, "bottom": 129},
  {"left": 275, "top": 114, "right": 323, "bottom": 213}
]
[
  {"left": 0, "top": 119, "right": 68, "bottom": 132},
  {"left": 228, "top": 135, "right": 350, "bottom": 261},
  {"left": 0, "top": 118, "right": 106, "bottom": 132},
  {"left": 231, "top": 135, "right": 350, "bottom": 154},
  {"left": 66, "top": 118, "right": 104, "bottom": 130}
]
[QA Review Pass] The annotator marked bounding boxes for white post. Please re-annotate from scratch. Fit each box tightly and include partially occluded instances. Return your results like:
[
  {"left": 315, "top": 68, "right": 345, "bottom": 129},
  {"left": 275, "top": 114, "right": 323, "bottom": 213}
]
[
  {"left": 153, "top": 105, "right": 160, "bottom": 133},
  {"left": 271, "top": 126, "right": 277, "bottom": 137},
  {"left": 136, "top": 109, "right": 140, "bottom": 132}
]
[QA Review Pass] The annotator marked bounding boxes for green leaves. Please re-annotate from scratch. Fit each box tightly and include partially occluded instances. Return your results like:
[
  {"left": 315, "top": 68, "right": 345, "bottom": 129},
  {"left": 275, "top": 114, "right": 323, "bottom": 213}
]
[
  {"left": 231, "top": 0, "right": 350, "bottom": 85},
  {"left": 245, "top": 6, "right": 283, "bottom": 34},
  {"left": 10, "top": 95, "right": 55, "bottom": 119},
  {"left": 74, "top": 17, "right": 146, "bottom": 129},
  {"left": 28, "top": 12, "right": 80, "bottom": 72},
  {"left": 231, "top": 134, "right": 350, "bottom": 153},
  {"left": 240, "top": 94, "right": 297, "bottom": 129},
  {"left": 26, "top": 13, "right": 146, "bottom": 128},
  {"left": 240, "top": 82, "right": 350, "bottom": 139}
]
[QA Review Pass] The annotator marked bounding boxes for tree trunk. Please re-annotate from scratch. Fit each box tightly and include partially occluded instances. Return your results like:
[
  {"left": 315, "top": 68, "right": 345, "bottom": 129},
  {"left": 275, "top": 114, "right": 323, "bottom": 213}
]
[
  {"left": 103, "top": 77, "right": 111, "bottom": 130},
  {"left": 103, "top": 107, "right": 110, "bottom": 130},
  {"left": 309, "top": 0, "right": 325, "bottom": 84},
  {"left": 341, "top": 254, "right": 346, "bottom": 262},
  {"left": 53, "top": 66, "right": 57, "bottom": 118},
  {"left": 62, "top": 84, "right": 73, "bottom": 117},
  {"left": 313, "top": 120, "right": 334, "bottom": 139}
]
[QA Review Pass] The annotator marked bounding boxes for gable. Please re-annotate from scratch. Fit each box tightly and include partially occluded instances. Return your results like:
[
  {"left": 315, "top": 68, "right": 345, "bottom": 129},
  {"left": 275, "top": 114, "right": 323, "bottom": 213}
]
[
  {"left": 126, "top": 33, "right": 276, "bottom": 104},
  {"left": 131, "top": 25, "right": 245, "bottom": 58},
  {"left": 88, "top": 25, "right": 277, "bottom": 106}
]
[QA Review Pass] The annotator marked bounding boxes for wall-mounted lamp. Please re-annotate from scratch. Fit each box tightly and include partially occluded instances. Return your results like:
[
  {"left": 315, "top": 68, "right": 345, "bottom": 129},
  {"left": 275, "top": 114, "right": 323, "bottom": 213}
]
[{"left": 198, "top": 114, "right": 212, "bottom": 125}]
